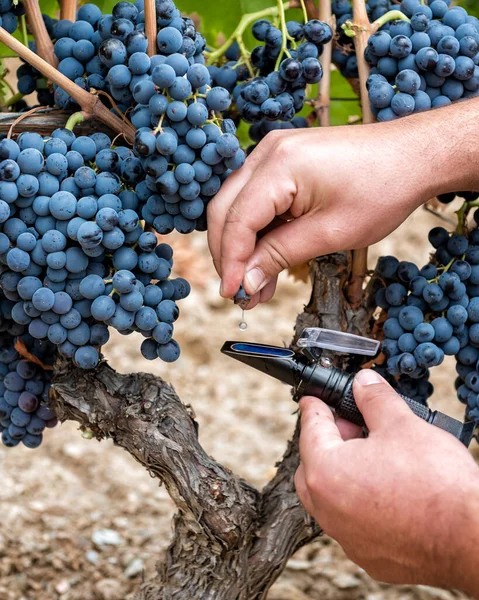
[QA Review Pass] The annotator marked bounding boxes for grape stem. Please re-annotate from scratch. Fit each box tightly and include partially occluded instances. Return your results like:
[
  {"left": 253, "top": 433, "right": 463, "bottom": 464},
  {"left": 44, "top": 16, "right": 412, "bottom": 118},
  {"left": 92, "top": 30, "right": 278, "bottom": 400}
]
[
  {"left": 299, "top": 0, "right": 309, "bottom": 23},
  {"left": 23, "top": 0, "right": 58, "bottom": 67},
  {"left": 65, "top": 111, "right": 87, "bottom": 131},
  {"left": 60, "top": 0, "right": 77, "bottom": 23},
  {"left": 206, "top": 2, "right": 292, "bottom": 66},
  {"left": 455, "top": 199, "right": 479, "bottom": 234},
  {"left": 275, "top": 0, "right": 292, "bottom": 71},
  {"left": 371, "top": 10, "right": 411, "bottom": 32},
  {"left": 144, "top": 0, "right": 157, "bottom": 58},
  {"left": 342, "top": 10, "right": 410, "bottom": 37},
  {"left": 5, "top": 91, "right": 24, "bottom": 108},
  {"left": 0, "top": 26, "right": 136, "bottom": 143},
  {"left": 20, "top": 14, "right": 28, "bottom": 48}
]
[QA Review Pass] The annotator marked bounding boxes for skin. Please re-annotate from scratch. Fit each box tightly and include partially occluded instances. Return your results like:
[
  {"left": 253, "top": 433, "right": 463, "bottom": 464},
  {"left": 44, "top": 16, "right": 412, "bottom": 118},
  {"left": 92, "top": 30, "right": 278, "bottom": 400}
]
[{"left": 207, "top": 99, "right": 479, "bottom": 593}]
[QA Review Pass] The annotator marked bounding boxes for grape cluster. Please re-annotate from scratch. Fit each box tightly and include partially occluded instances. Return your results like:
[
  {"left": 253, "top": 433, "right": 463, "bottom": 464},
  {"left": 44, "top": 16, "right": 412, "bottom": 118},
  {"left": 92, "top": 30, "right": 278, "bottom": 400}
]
[
  {"left": 0, "top": 129, "right": 190, "bottom": 369},
  {"left": 331, "top": 0, "right": 402, "bottom": 79},
  {"left": 52, "top": 0, "right": 207, "bottom": 109},
  {"left": 0, "top": 336, "right": 56, "bottom": 449},
  {"left": 365, "top": 0, "right": 479, "bottom": 119},
  {"left": 248, "top": 115, "right": 309, "bottom": 154},
  {"left": 0, "top": 0, "right": 22, "bottom": 35},
  {"left": 16, "top": 57, "right": 55, "bottom": 107},
  {"left": 231, "top": 18, "right": 330, "bottom": 123},
  {"left": 50, "top": 0, "right": 245, "bottom": 233},
  {"left": 375, "top": 219, "right": 479, "bottom": 418}
]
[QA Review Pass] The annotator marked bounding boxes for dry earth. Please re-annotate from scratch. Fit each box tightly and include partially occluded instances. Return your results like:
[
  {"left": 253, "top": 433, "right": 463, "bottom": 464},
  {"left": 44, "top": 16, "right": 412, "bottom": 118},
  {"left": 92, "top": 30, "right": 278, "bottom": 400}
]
[{"left": 0, "top": 200, "right": 475, "bottom": 600}]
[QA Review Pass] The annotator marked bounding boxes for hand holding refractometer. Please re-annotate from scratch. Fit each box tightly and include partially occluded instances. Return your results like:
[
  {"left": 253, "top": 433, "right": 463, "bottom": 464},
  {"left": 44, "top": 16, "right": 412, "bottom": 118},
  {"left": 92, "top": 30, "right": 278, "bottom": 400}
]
[{"left": 221, "top": 328, "right": 476, "bottom": 447}]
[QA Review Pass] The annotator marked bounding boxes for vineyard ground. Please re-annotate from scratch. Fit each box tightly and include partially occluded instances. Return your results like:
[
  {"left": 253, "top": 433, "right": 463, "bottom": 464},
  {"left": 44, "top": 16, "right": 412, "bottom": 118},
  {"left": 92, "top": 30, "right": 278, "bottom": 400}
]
[{"left": 0, "top": 205, "right": 473, "bottom": 600}]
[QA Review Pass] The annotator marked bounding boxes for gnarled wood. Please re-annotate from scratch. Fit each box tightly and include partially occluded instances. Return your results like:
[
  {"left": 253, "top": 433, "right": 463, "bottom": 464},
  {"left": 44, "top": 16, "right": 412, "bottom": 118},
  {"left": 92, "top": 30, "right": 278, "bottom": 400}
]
[{"left": 49, "top": 250, "right": 375, "bottom": 600}]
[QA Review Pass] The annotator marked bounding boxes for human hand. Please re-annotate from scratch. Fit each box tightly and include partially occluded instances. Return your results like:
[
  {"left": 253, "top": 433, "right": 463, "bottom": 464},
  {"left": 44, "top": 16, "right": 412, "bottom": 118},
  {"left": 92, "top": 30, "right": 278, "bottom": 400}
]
[
  {"left": 294, "top": 369, "right": 479, "bottom": 593},
  {"left": 207, "top": 123, "right": 433, "bottom": 307},
  {"left": 208, "top": 100, "right": 479, "bottom": 307}
]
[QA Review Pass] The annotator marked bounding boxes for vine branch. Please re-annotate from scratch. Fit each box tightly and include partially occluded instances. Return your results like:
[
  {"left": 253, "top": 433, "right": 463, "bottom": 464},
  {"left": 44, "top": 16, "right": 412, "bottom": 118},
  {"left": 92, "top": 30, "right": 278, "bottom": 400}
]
[
  {"left": 317, "top": 0, "right": 332, "bottom": 127},
  {"left": 60, "top": 0, "right": 77, "bottom": 23},
  {"left": 0, "top": 27, "right": 135, "bottom": 143},
  {"left": 23, "top": 0, "right": 58, "bottom": 67},
  {"left": 206, "top": 2, "right": 293, "bottom": 65},
  {"left": 346, "top": 0, "right": 374, "bottom": 306},
  {"left": 144, "top": 0, "right": 157, "bottom": 58},
  {"left": 0, "top": 109, "right": 118, "bottom": 136}
]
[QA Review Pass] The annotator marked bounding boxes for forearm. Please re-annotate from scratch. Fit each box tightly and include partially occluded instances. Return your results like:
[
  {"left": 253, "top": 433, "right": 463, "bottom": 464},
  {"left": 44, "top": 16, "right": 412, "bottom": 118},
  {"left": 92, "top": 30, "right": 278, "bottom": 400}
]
[
  {"left": 448, "top": 479, "right": 479, "bottom": 597},
  {"left": 375, "top": 97, "right": 479, "bottom": 204}
]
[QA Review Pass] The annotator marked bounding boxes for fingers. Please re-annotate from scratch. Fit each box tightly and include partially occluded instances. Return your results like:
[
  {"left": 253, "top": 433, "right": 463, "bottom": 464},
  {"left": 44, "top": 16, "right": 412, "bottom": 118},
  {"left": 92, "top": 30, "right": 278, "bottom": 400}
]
[
  {"left": 353, "top": 369, "right": 415, "bottom": 432},
  {"left": 294, "top": 464, "right": 316, "bottom": 515},
  {"left": 206, "top": 141, "right": 272, "bottom": 278},
  {"left": 243, "top": 214, "right": 336, "bottom": 295},
  {"left": 218, "top": 163, "right": 297, "bottom": 298},
  {"left": 299, "top": 396, "right": 343, "bottom": 474}
]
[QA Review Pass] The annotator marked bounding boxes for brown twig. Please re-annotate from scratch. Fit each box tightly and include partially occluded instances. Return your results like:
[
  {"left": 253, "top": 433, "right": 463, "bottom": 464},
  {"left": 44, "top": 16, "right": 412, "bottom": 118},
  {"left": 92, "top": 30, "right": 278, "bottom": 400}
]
[
  {"left": 317, "top": 0, "right": 333, "bottom": 127},
  {"left": 23, "top": 0, "right": 57, "bottom": 67},
  {"left": 7, "top": 105, "right": 47, "bottom": 139},
  {"left": 60, "top": 0, "right": 77, "bottom": 23},
  {"left": 347, "top": 0, "right": 374, "bottom": 306},
  {"left": 0, "top": 27, "right": 136, "bottom": 143},
  {"left": 144, "top": 0, "right": 157, "bottom": 58}
]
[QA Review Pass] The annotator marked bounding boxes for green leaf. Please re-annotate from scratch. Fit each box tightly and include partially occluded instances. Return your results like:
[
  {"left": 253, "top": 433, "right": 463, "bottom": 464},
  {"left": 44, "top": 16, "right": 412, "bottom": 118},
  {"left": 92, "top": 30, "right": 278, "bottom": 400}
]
[
  {"left": 40, "top": 0, "right": 60, "bottom": 19},
  {"left": 329, "top": 70, "right": 361, "bottom": 126}
]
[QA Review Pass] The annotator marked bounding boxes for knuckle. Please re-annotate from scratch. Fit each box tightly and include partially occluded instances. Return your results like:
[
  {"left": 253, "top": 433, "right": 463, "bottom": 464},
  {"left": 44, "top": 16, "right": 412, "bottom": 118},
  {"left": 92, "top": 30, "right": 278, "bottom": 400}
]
[
  {"left": 259, "top": 238, "right": 291, "bottom": 272},
  {"left": 224, "top": 204, "right": 242, "bottom": 226}
]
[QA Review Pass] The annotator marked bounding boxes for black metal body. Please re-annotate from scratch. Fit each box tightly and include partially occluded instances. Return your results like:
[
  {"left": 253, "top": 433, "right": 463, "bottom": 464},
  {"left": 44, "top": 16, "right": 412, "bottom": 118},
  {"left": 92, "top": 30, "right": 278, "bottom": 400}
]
[{"left": 221, "top": 341, "right": 476, "bottom": 447}]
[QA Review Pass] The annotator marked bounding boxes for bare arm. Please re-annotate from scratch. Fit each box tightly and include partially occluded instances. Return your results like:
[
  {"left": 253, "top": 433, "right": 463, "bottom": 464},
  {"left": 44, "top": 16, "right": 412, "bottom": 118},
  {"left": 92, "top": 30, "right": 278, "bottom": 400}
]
[
  {"left": 208, "top": 98, "right": 479, "bottom": 305},
  {"left": 295, "top": 370, "right": 479, "bottom": 597}
]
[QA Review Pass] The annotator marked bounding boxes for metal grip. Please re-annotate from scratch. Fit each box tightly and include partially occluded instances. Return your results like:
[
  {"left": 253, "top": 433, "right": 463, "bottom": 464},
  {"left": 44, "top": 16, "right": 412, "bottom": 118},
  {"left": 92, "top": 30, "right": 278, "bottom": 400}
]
[{"left": 336, "top": 386, "right": 431, "bottom": 428}]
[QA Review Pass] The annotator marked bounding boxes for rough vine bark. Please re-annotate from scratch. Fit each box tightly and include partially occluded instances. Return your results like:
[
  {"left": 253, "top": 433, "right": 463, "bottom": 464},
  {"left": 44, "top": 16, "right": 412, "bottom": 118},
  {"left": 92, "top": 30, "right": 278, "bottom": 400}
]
[{"left": 49, "top": 246, "right": 375, "bottom": 599}]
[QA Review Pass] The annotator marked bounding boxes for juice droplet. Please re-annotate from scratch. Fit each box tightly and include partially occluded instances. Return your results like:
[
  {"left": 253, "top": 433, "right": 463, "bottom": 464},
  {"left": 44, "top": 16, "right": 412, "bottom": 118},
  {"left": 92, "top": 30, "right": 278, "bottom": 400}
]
[{"left": 239, "top": 321, "right": 248, "bottom": 331}]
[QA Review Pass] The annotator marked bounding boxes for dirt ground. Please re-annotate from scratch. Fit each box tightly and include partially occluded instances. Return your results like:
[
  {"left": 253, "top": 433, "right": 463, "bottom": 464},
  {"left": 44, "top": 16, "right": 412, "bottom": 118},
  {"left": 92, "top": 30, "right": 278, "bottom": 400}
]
[{"left": 0, "top": 201, "right": 474, "bottom": 600}]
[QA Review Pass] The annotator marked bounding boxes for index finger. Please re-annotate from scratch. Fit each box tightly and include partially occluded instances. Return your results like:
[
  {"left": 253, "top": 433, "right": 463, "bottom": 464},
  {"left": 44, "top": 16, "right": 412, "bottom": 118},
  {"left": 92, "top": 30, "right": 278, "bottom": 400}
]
[
  {"left": 219, "top": 163, "right": 297, "bottom": 298},
  {"left": 207, "top": 146, "right": 266, "bottom": 277}
]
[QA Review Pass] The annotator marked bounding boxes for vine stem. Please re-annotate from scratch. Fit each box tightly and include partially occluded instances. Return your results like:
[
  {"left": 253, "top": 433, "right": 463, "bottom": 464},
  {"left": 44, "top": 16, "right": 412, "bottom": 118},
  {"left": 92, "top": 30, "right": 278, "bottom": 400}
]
[
  {"left": 0, "top": 27, "right": 136, "bottom": 143},
  {"left": 275, "top": 0, "right": 292, "bottom": 71},
  {"left": 455, "top": 199, "right": 479, "bottom": 234},
  {"left": 23, "top": 0, "right": 58, "bottom": 67},
  {"left": 317, "top": 0, "right": 332, "bottom": 127},
  {"left": 347, "top": 0, "right": 374, "bottom": 306},
  {"left": 60, "top": 0, "right": 77, "bottom": 23},
  {"left": 299, "top": 0, "right": 308, "bottom": 23},
  {"left": 20, "top": 15, "right": 28, "bottom": 48},
  {"left": 144, "top": 0, "right": 157, "bottom": 58},
  {"left": 371, "top": 10, "right": 411, "bottom": 32},
  {"left": 65, "top": 111, "right": 87, "bottom": 131},
  {"left": 5, "top": 91, "right": 23, "bottom": 107},
  {"left": 206, "top": 2, "right": 292, "bottom": 65}
]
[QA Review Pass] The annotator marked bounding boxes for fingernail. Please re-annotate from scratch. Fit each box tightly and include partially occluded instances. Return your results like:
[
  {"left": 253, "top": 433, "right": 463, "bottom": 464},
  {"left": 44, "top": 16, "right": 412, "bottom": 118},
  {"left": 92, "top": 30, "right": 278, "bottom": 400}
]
[
  {"left": 219, "top": 281, "right": 225, "bottom": 297},
  {"left": 245, "top": 267, "right": 265, "bottom": 293},
  {"left": 355, "top": 369, "right": 383, "bottom": 386}
]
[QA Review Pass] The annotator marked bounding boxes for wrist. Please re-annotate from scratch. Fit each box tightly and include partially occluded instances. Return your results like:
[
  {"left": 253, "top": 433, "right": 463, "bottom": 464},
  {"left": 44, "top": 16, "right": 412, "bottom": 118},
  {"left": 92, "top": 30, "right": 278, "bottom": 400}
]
[
  {"left": 368, "top": 98, "right": 479, "bottom": 210},
  {"left": 440, "top": 477, "right": 479, "bottom": 595},
  {"left": 405, "top": 98, "right": 479, "bottom": 201}
]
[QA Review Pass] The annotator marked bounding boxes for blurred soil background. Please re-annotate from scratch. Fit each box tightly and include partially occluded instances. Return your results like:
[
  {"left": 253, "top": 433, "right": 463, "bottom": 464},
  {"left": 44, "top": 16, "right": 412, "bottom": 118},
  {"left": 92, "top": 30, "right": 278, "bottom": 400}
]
[{"left": 0, "top": 198, "right": 475, "bottom": 600}]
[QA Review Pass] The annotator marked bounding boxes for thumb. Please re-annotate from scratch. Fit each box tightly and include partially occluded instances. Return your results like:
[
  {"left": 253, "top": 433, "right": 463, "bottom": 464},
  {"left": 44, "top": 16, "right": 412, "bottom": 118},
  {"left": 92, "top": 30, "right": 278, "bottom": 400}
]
[
  {"left": 353, "top": 369, "right": 415, "bottom": 432},
  {"left": 244, "top": 215, "right": 336, "bottom": 295}
]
